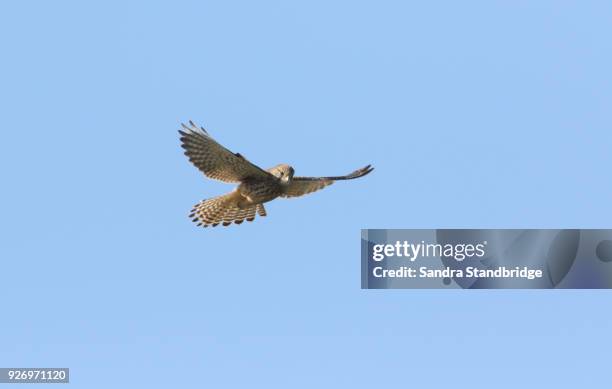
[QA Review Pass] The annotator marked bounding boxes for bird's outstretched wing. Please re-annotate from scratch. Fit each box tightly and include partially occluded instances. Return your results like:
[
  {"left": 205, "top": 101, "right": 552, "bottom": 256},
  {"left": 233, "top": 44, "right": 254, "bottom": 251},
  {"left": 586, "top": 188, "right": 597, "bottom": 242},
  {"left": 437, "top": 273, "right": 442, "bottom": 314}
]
[
  {"left": 179, "top": 121, "right": 272, "bottom": 183},
  {"left": 282, "top": 164, "right": 374, "bottom": 198}
]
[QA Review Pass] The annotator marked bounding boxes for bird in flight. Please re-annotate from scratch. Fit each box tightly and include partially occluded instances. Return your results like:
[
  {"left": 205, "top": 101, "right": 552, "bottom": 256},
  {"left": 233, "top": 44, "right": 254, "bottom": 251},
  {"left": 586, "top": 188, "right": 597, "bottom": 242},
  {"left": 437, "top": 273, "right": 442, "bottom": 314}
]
[{"left": 179, "top": 121, "right": 373, "bottom": 227}]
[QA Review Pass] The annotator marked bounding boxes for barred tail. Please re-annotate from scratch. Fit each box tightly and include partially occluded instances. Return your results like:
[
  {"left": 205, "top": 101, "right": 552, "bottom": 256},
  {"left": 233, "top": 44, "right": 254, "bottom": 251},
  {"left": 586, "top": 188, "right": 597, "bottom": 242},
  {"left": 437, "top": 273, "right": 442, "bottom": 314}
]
[{"left": 189, "top": 191, "right": 267, "bottom": 227}]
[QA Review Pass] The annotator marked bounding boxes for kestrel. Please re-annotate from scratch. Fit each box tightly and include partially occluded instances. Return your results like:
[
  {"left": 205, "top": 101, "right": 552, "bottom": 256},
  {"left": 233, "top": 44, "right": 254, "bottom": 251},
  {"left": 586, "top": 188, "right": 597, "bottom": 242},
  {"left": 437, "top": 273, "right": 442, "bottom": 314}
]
[{"left": 179, "top": 121, "right": 373, "bottom": 227}]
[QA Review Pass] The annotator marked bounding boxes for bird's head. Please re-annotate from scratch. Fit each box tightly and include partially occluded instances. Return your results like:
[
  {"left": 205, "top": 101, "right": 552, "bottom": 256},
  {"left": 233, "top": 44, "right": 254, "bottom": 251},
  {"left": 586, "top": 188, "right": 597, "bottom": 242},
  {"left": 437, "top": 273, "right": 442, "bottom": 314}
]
[{"left": 269, "top": 164, "right": 295, "bottom": 184}]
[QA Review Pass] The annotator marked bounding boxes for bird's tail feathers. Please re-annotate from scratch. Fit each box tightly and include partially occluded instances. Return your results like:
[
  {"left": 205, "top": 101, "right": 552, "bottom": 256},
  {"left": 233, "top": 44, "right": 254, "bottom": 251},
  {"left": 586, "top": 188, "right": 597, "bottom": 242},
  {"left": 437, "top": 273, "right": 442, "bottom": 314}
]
[{"left": 189, "top": 191, "right": 266, "bottom": 227}]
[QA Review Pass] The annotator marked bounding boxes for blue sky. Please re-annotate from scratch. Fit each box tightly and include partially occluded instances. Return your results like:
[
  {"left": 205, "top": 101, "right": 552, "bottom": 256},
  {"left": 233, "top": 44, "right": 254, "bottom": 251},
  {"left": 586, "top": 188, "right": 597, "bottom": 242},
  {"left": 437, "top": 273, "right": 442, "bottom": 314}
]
[{"left": 1, "top": 1, "right": 611, "bottom": 387}]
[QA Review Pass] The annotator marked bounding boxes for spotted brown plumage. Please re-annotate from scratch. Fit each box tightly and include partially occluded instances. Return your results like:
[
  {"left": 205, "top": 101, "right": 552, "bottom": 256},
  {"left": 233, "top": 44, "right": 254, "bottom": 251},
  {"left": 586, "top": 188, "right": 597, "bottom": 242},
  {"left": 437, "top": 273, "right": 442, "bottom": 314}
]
[{"left": 179, "top": 121, "right": 373, "bottom": 227}]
